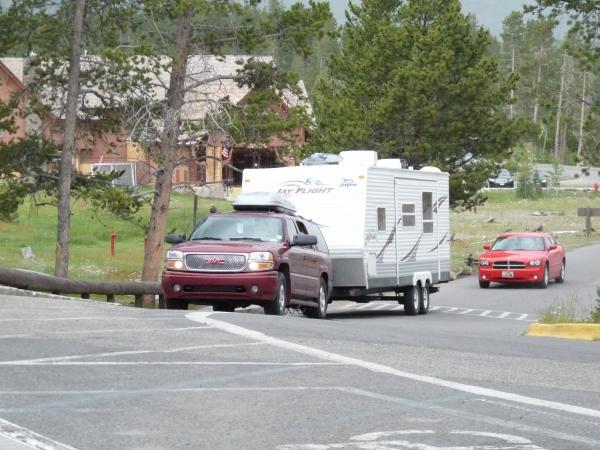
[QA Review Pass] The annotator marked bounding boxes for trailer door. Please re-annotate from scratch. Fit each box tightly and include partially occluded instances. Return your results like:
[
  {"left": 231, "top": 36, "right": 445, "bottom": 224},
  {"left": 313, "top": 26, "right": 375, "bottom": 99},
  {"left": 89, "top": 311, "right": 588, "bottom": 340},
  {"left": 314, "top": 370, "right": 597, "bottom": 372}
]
[{"left": 394, "top": 177, "right": 440, "bottom": 285}]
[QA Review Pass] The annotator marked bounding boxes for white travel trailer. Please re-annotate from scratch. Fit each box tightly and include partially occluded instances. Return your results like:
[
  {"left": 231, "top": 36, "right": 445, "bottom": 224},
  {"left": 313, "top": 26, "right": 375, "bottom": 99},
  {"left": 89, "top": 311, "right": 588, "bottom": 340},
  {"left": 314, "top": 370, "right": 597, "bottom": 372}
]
[{"left": 241, "top": 150, "right": 450, "bottom": 314}]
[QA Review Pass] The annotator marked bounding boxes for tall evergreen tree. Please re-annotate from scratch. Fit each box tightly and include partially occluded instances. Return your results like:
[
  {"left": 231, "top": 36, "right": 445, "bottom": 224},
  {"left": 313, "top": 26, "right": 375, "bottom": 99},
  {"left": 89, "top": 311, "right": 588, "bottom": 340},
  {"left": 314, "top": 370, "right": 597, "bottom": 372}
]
[{"left": 311, "top": 0, "right": 523, "bottom": 209}]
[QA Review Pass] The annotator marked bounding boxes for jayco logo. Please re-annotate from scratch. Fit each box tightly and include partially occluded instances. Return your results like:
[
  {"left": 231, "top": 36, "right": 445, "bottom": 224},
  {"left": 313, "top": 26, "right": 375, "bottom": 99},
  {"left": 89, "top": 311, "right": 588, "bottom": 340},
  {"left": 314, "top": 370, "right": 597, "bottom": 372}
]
[{"left": 339, "top": 178, "right": 357, "bottom": 187}]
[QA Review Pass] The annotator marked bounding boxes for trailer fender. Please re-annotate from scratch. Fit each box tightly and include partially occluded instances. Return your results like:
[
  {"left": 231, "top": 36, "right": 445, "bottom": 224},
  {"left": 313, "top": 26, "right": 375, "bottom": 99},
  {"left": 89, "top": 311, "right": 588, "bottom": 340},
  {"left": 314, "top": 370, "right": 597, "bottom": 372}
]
[{"left": 412, "top": 272, "right": 432, "bottom": 288}]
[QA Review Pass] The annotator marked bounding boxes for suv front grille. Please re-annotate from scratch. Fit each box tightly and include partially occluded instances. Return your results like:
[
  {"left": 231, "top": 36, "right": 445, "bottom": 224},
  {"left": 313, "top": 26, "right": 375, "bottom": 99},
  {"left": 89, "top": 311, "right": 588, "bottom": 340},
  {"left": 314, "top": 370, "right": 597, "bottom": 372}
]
[
  {"left": 185, "top": 254, "right": 246, "bottom": 272},
  {"left": 493, "top": 261, "right": 525, "bottom": 270}
]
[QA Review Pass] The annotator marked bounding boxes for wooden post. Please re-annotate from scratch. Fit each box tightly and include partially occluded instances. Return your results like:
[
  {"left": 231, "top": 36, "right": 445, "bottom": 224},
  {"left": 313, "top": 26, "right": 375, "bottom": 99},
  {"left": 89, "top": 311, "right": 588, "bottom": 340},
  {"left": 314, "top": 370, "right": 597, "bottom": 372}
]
[
  {"left": 193, "top": 195, "right": 198, "bottom": 229},
  {"left": 578, "top": 207, "right": 600, "bottom": 236}
]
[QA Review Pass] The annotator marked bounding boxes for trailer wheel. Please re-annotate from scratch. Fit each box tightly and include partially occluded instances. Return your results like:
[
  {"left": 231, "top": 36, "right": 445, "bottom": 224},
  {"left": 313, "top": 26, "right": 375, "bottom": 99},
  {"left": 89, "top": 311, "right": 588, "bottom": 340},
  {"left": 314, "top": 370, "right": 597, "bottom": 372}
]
[
  {"left": 306, "top": 278, "right": 328, "bottom": 320},
  {"left": 419, "top": 284, "right": 430, "bottom": 314},
  {"left": 404, "top": 286, "right": 419, "bottom": 316}
]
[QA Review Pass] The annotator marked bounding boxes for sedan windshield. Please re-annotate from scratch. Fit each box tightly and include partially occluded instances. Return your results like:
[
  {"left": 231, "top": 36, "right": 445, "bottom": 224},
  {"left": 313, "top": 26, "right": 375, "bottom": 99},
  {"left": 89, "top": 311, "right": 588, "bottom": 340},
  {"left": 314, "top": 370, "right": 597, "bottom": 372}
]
[
  {"left": 190, "top": 215, "right": 284, "bottom": 243},
  {"left": 492, "top": 236, "right": 545, "bottom": 251}
]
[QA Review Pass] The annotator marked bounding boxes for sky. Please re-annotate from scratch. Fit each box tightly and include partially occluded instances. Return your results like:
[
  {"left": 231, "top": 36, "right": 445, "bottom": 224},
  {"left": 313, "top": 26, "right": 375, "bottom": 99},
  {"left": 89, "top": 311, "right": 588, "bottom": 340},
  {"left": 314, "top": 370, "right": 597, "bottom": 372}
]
[{"left": 285, "top": 0, "right": 537, "bottom": 37}]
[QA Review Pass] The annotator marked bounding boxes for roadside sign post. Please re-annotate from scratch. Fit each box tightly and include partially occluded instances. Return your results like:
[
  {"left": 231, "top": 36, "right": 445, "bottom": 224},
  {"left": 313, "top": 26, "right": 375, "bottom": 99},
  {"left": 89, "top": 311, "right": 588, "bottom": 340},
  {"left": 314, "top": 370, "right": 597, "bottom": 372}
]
[{"left": 577, "top": 207, "right": 600, "bottom": 236}]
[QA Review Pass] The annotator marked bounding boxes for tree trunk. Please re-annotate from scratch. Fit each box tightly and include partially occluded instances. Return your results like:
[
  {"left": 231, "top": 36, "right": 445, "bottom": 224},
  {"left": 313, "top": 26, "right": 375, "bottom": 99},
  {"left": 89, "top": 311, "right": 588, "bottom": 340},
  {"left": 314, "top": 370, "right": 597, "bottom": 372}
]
[
  {"left": 577, "top": 71, "right": 587, "bottom": 159},
  {"left": 140, "top": 6, "right": 193, "bottom": 306},
  {"left": 532, "top": 44, "right": 544, "bottom": 124},
  {"left": 509, "top": 44, "right": 516, "bottom": 119},
  {"left": 554, "top": 51, "right": 567, "bottom": 160},
  {"left": 54, "top": 0, "right": 86, "bottom": 278}
]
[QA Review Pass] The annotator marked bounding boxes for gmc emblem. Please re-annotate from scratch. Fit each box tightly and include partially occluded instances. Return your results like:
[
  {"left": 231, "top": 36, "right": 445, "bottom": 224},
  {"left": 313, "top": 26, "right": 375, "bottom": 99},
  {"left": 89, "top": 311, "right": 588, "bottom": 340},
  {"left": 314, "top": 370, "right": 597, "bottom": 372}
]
[{"left": 205, "top": 258, "right": 226, "bottom": 265}]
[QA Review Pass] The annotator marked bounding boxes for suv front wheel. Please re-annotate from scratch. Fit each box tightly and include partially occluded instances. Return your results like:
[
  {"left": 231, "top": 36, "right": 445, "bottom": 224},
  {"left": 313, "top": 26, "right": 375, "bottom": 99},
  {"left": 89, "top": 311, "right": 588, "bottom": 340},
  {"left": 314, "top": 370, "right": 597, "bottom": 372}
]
[{"left": 265, "top": 272, "right": 287, "bottom": 316}]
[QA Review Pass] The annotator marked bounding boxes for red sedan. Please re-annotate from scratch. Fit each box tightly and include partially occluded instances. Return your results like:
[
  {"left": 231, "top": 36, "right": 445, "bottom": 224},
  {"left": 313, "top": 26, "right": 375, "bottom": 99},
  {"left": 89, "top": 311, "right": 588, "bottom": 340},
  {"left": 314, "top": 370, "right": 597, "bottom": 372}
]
[{"left": 478, "top": 232, "right": 566, "bottom": 289}]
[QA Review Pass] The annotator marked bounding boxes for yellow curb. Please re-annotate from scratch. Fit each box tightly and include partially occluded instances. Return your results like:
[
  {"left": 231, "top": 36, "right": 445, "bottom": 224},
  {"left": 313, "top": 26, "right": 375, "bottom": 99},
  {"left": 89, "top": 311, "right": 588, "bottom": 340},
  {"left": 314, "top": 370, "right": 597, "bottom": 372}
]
[{"left": 526, "top": 323, "right": 600, "bottom": 341}]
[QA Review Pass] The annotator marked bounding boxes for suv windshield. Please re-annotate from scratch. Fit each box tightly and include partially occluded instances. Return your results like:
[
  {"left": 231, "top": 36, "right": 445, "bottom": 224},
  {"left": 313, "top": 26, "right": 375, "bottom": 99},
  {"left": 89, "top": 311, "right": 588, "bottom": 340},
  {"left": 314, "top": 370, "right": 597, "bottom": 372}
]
[
  {"left": 492, "top": 236, "right": 545, "bottom": 251},
  {"left": 190, "top": 215, "right": 284, "bottom": 243}
]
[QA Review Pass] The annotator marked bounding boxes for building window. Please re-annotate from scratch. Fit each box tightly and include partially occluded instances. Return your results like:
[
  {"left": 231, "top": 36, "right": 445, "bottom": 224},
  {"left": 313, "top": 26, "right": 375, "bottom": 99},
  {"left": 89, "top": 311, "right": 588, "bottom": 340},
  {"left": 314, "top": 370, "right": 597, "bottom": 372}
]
[
  {"left": 422, "top": 192, "right": 433, "bottom": 233},
  {"left": 377, "top": 208, "right": 386, "bottom": 231},
  {"left": 402, "top": 204, "right": 415, "bottom": 227}
]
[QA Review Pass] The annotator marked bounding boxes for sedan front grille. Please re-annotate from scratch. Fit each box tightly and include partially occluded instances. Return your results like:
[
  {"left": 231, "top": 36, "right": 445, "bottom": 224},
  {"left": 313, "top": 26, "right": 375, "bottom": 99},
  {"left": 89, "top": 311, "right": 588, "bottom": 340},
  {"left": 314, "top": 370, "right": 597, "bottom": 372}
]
[
  {"left": 493, "top": 261, "right": 525, "bottom": 270},
  {"left": 185, "top": 253, "right": 246, "bottom": 272}
]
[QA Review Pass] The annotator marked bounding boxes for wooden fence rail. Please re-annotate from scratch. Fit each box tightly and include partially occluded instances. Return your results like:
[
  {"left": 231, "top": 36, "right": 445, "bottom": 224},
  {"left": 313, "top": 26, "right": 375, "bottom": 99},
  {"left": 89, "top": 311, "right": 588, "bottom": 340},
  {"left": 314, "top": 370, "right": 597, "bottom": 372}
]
[{"left": 0, "top": 267, "right": 162, "bottom": 306}]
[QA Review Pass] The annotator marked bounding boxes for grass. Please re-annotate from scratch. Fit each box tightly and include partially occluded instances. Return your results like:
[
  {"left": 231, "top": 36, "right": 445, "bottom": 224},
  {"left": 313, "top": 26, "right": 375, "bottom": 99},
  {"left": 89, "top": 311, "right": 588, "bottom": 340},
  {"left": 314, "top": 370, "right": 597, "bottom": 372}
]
[
  {"left": 538, "top": 289, "right": 600, "bottom": 324},
  {"left": 0, "top": 192, "right": 232, "bottom": 282},
  {"left": 450, "top": 189, "right": 600, "bottom": 273}
]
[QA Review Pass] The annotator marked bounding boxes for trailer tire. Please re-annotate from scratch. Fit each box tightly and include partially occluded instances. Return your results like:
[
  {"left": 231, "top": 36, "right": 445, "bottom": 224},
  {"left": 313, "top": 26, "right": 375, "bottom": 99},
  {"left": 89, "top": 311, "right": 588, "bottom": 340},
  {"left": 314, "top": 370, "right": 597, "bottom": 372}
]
[
  {"left": 404, "top": 286, "right": 420, "bottom": 316},
  {"left": 419, "top": 284, "right": 430, "bottom": 314},
  {"left": 306, "top": 278, "right": 328, "bottom": 320}
]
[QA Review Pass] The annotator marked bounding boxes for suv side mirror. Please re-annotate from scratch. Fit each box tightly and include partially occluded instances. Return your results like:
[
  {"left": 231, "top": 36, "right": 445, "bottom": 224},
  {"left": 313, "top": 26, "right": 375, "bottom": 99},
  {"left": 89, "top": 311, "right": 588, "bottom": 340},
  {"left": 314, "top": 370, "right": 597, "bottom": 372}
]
[
  {"left": 165, "top": 234, "right": 186, "bottom": 244},
  {"left": 482, "top": 243, "right": 491, "bottom": 250},
  {"left": 548, "top": 244, "right": 557, "bottom": 251},
  {"left": 291, "top": 234, "right": 318, "bottom": 247}
]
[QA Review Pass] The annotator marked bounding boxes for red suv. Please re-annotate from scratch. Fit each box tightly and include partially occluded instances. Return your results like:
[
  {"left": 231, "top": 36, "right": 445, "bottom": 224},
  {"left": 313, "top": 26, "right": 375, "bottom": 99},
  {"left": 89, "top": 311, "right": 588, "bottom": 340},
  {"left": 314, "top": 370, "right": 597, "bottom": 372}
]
[{"left": 161, "top": 193, "right": 333, "bottom": 318}]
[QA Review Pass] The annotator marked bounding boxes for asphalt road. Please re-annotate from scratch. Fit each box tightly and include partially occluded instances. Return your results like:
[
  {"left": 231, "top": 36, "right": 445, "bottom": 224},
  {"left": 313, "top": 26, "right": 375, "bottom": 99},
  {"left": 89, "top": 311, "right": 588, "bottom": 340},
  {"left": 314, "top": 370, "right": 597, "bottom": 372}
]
[{"left": 1, "top": 245, "right": 599, "bottom": 449}]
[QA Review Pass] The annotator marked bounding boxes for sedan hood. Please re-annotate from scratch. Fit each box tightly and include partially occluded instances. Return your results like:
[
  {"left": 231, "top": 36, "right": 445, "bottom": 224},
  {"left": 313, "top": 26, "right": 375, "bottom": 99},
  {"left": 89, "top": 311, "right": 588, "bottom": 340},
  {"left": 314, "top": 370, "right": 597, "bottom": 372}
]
[{"left": 481, "top": 250, "right": 546, "bottom": 260}]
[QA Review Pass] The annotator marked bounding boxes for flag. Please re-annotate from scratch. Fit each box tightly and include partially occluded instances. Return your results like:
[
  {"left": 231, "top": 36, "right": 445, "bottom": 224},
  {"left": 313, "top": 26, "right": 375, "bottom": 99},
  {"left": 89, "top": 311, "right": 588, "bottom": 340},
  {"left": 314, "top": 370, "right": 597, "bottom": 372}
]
[{"left": 221, "top": 146, "right": 230, "bottom": 160}]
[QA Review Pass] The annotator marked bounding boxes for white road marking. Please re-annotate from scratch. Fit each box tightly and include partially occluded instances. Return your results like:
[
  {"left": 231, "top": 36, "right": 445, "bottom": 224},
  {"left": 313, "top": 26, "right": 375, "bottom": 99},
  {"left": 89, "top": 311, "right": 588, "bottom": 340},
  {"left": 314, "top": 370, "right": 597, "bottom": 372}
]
[
  {"left": 187, "top": 312, "right": 600, "bottom": 419},
  {"left": 0, "top": 361, "right": 345, "bottom": 366},
  {"left": 372, "top": 304, "right": 390, "bottom": 310},
  {"left": 0, "top": 326, "right": 210, "bottom": 339},
  {"left": 0, "top": 342, "right": 266, "bottom": 365},
  {"left": 0, "top": 417, "right": 77, "bottom": 450},
  {"left": 333, "top": 303, "right": 535, "bottom": 322},
  {"left": 278, "top": 429, "right": 545, "bottom": 449}
]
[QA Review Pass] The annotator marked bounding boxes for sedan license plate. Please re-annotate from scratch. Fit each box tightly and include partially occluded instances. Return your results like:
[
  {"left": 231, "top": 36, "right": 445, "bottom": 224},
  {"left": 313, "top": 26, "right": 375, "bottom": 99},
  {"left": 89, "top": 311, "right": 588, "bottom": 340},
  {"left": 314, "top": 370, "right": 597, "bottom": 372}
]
[{"left": 502, "top": 271, "right": 514, "bottom": 278}]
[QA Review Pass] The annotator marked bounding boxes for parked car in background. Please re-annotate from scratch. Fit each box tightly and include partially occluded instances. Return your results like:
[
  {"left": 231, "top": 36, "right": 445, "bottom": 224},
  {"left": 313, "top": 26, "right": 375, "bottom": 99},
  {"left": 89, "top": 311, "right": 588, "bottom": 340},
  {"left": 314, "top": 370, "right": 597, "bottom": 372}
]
[
  {"left": 487, "top": 169, "right": 514, "bottom": 188},
  {"left": 530, "top": 169, "right": 548, "bottom": 188},
  {"left": 478, "top": 232, "right": 565, "bottom": 289},
  {"left": 161, "top": 193, "right": 333, "bottom": 319}
]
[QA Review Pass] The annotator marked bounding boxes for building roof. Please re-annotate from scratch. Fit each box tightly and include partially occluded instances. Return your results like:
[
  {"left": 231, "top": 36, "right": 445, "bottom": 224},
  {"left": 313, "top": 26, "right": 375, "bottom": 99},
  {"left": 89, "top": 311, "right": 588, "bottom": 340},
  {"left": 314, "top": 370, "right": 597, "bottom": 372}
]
[{"left": 0, "top": 55, "right": 311, "bottom": 123}]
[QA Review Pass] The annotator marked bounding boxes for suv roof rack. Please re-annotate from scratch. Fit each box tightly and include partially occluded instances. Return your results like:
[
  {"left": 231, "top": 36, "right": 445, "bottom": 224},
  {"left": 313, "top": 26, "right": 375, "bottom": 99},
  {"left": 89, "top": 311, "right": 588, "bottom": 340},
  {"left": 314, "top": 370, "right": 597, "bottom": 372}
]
[{"left": 232, "top": 192, "right": 296, "bottom": 215}]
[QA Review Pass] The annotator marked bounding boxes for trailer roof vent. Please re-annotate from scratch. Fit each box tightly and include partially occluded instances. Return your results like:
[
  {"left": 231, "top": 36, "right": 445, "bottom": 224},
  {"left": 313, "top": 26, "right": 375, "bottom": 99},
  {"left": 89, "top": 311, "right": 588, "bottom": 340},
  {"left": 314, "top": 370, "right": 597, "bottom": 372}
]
[
  {"left": 233, "top": 192, "right": 297, "bottom": 215},
  {"left": 420, "top": 166, "right": 442, "bottom": 173}
]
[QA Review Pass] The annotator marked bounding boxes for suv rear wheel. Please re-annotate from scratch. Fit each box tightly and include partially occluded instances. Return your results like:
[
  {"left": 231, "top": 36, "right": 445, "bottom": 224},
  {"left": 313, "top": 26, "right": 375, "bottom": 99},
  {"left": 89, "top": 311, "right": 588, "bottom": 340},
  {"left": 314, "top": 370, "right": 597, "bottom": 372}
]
[
  {"left": 265, "top": 272, "right": 287, "bottom": 316},
  {"left": 306, "top": 278, "right": 328, "bottom": 320}
]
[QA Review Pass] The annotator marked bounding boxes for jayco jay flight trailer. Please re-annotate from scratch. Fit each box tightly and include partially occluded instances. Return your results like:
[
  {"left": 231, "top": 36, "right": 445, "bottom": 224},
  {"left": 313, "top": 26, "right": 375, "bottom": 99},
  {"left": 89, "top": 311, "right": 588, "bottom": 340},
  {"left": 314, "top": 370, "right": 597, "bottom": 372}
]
[{"left": 241, "top": 150, "right": 450, "bottom": 314}]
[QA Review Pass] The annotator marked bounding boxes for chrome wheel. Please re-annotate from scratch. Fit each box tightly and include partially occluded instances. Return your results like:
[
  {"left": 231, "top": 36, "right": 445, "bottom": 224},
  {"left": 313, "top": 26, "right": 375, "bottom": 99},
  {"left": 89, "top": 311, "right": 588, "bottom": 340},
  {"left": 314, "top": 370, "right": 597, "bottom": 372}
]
[{"left": 419, "top": 285, "right": 429, "bottom": 314}]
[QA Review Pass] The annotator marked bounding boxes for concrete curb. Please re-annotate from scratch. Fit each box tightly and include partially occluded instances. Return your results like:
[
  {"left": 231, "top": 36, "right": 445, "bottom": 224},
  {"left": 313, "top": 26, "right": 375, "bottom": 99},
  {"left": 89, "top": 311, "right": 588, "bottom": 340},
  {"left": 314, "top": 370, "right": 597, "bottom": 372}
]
[
  {"left": 0, "top": 284, "right": 73, "bottom": 300},
  {"left": 526, "top": 323, "right": 600, "bottom": 341}
]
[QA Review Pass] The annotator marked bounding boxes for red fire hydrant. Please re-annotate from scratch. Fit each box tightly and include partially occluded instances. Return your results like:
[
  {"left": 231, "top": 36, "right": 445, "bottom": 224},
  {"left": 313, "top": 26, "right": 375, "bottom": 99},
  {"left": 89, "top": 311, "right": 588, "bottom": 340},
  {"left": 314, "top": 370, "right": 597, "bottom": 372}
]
[
  {"left": 110, "top": 232, "right": 118, "bottom": 257},
  {"left": 594, "top": 182, "right": 599, "bottom": 192}
]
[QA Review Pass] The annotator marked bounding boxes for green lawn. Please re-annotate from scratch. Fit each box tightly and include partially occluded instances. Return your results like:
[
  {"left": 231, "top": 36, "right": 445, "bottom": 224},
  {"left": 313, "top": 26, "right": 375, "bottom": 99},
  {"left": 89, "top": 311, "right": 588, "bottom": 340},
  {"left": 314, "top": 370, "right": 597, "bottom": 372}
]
[
  {"left": 450, "top": 189, "right": 600, "bottom": 273},
  {"left": 0, "top": 193, "right": 232, "bottom": 282}
]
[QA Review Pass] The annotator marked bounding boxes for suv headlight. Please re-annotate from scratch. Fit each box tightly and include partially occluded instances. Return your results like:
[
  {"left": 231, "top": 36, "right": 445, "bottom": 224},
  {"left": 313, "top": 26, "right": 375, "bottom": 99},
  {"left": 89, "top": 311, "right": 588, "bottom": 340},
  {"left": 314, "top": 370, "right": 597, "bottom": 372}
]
[
  {"left": 165, "top": 250, "right": 185, "bottom": 270},
  {"left": 479, "top": 260, "right": 490, "bottom": 266},
  {"left": 248, "top": 252, "right": 274, "bottom": 271},
  {"left": 529, "top": 260, "right": 541, "bottom": 266}
]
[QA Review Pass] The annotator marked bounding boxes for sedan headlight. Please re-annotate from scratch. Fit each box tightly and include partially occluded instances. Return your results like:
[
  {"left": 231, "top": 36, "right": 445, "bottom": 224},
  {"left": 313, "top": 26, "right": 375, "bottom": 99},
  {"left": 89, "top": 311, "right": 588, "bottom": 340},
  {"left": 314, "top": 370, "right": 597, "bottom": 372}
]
[
  {"left": 165, "top": 250, "right": 185, "bottom": 270},
  {"left": 248, "top": 252, "right": 274, "bottom": 271},
  {"left": 529, "top": 260, "right": 542, "bottom": 266},
  {"left": 479, "top": 260, "right": 490, "bottom": 266}
]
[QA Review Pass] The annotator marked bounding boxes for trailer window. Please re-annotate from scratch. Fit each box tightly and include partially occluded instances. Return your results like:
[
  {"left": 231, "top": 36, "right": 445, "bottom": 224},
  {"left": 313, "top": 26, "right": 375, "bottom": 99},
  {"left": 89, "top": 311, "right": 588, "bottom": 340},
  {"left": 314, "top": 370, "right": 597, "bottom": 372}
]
[
  {"left": 377, "top": 208, "right": 386, "bottom": 231},
  {"left": 402, "top": 204, "right": 415, "bottom": 227},
  {"left": 423, "top": 192, "right": 433, "bottom": 233}
]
